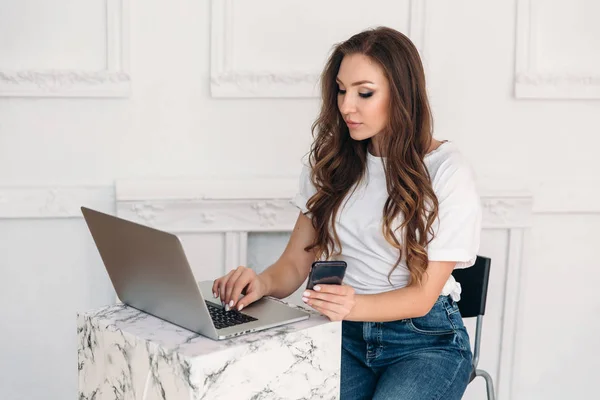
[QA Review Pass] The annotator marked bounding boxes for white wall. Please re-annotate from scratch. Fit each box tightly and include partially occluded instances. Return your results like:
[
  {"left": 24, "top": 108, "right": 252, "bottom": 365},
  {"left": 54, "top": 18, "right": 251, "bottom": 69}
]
[{"left": 0, "top": 0, "right": 598, "bottom": 399}]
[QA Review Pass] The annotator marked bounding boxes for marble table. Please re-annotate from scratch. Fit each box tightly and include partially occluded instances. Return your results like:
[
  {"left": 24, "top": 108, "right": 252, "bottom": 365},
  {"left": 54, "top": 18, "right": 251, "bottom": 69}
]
[{"left": 77, "top": 300, "right": 341, "bottom": 400}]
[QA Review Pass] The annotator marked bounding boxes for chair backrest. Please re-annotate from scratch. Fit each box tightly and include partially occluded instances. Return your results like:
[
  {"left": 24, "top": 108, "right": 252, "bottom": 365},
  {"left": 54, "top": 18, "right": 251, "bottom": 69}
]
[{"left": 451, "top": 256, "right": 492, "bottom": 318}]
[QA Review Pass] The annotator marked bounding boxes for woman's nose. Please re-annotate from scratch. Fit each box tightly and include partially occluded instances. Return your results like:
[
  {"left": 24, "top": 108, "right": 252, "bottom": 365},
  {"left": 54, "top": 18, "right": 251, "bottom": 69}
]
[{"left": 339, "top": 95, "right": 356, "bottom": 115}]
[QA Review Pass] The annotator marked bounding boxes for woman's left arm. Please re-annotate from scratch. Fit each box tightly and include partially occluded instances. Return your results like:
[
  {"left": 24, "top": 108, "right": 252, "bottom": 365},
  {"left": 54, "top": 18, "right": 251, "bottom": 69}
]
[{"left": 303, "top": 260, "right": 456, "bottom": 322}]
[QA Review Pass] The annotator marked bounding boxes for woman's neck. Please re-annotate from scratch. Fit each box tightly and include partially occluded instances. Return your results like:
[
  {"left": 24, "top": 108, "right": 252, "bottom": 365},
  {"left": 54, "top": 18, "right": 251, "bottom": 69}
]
[{"left": 368, "top": 136, "right": 384, "bottom": 157}]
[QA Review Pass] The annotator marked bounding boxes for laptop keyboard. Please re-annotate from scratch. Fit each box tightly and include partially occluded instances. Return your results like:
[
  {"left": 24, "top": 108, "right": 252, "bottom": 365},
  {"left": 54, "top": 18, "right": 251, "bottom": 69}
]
[{"left": 205, "top": 301, "right": 258, "bottom": 330}]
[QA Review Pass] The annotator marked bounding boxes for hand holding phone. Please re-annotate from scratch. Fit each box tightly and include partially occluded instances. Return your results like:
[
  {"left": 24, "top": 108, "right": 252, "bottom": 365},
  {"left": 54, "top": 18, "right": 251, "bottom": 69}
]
[
  {"left": 306, "top": 261, "right": 347, "bottom": 290},
  {"left": 303, "top": 260, "right": 354, "bottom": 321}
]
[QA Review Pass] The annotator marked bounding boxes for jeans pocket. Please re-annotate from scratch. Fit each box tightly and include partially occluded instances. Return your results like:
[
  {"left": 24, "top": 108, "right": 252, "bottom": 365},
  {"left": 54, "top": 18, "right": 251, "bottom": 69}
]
[{"left": 406, "top": 300, "right": 455, "bottom": 336}]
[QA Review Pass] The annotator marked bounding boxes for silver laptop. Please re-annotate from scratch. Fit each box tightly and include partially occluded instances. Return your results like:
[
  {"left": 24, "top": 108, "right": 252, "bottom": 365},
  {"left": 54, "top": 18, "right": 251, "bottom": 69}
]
[{"left": 81, "top": 206, "right": 309, "bottom": 340}]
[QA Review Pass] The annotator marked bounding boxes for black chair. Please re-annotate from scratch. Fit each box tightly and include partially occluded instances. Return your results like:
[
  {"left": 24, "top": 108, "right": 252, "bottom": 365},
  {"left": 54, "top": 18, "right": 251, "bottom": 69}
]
[{"left": 452, "top": 255, "right": 496, "bottom": 400}]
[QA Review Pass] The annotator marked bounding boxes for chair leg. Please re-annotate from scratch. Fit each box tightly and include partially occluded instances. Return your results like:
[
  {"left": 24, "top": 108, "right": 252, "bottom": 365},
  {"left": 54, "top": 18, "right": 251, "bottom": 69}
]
[{"left": 474, "top": 369, "right": 496, "bottom": 400}]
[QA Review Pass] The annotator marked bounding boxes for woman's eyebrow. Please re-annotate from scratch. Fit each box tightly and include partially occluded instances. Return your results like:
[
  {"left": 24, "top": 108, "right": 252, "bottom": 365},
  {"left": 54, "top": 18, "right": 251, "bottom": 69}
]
[{"left": 336, "top": 77, "right": 375, "bottom": 86}]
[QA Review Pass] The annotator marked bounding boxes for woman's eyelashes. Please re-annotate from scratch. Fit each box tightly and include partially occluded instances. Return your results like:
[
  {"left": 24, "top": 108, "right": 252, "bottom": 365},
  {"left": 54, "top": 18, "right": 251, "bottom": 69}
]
[{"left": 337, "top": 88, "right": 374, "bottom": 98}]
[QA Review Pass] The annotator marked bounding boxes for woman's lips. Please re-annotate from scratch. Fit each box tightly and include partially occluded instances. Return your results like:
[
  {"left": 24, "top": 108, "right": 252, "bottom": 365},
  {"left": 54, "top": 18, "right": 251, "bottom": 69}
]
[{"left": 346, "top": 121, "right": 362, "bottom": 129}]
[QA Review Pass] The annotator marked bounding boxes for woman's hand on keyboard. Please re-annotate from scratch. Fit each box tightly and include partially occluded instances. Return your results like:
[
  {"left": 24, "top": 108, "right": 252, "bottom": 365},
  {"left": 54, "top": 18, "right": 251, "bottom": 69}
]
[{"left": 212, "top": 266, "right": 268, "bottom": 312}]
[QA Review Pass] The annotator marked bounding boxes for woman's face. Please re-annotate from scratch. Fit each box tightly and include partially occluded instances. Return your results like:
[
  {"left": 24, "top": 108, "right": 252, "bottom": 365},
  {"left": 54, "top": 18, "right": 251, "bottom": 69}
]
[{"left": 336, "top": 53, "right": 390, "bottom": 146}]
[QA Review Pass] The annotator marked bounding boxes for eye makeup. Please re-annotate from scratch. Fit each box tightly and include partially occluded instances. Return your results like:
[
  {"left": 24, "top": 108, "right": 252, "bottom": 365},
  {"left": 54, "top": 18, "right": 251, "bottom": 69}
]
[{"left": 337, "top": 89, "right": 374, "bottom": 98}]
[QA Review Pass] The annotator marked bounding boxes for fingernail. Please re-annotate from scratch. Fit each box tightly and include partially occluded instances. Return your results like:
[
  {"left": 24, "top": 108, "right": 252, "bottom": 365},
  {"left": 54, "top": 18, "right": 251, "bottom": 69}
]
[
  {"left": 314, "top": 285, "right": 321, "bottom": 291},
  {"left": 225, "top": 304, "right": 230, "bottom": 311},
  {"left": 229, "top": 300, "right": 234, "bottom": 307},
  {"left": 303, "top": 291, "right": 310, "bottom": 297},
  {"left": 302, "top": 297, "right": 308, "bottom": 303},
  {"left": 238, "top": 304, "right": 244, "bottom": 311},
  {"left": 213, "top": 292, "right": 217, "bottom": 298},
  {"left": 221, "top": 301, "right": 225, "bottom": 307}
]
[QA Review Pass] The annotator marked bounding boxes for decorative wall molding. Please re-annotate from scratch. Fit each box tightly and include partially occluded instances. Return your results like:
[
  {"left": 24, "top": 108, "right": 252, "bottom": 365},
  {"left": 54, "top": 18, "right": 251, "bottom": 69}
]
[
  {"left": 478, "top": 173, "right": 600, "bottom": 215},
  {"left": 210, "top": 0, "right": 427, "bottom": 98},
  {"left": 497, "top": 228, "right": 527, "bottom": 400},
  {"left": 210, "top": 72, "right": 322, "bottom": 98},
  {"left": 514, "top": 0, "right": 600, "bottom": 99},
  {"left": 116, "top": 177, "right": 534, "bottom": 231},
  {"left": 482, "top": 197, "right": 533, "bottom": 228},
  {"left": 515, "top": 72, "right": 600, "bottom": 99},
  {"left": 516, "top": 73, "right": 600, "bottom": 87},
  {"left": 0, "top": 186, "right": 114, "bottom": 219},
  {"left": 408, "top": 0, "right": 427, "bottom": 58},
  {"left": 0, "top": 0, "right": 130, "bottom": 98},
  {"left": 117, "top": 195, "right": 532, "bottom": 232},
  {"left": 117, "top": 198, "right": 299, "bottom": 232},
  {"left": 225, "top": 232, "right": 248, "bottom": 270}
]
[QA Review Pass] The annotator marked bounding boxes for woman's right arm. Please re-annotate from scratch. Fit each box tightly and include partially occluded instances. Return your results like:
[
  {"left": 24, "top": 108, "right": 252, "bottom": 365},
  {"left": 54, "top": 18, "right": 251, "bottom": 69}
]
[{"left": 213, "top": 211, "right": 317, "bottom": 311}]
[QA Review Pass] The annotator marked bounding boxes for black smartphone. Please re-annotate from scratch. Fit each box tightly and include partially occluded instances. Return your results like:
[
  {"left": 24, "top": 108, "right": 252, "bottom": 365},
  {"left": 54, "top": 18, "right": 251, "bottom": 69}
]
[{"left": 306, "top": 261, "right": 347, "bottom": 290}]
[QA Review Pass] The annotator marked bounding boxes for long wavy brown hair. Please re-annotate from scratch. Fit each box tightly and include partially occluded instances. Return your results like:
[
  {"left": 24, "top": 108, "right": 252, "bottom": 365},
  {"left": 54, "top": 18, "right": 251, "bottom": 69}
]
[{"left": 305, "top": 27, "right": 439, "bottom": 286}]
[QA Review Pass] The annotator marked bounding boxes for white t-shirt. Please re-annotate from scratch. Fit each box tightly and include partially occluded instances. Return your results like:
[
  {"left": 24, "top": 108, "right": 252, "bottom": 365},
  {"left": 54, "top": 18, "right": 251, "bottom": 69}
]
[{"left": 292, "top": 141, "right": 482, "bottom": 301}]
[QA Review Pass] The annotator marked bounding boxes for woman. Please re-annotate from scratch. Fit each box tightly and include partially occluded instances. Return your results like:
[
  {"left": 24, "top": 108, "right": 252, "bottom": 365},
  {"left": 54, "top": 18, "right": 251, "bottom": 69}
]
[{"left": 212, "top": 26, "right": 481, "bottom": 400}]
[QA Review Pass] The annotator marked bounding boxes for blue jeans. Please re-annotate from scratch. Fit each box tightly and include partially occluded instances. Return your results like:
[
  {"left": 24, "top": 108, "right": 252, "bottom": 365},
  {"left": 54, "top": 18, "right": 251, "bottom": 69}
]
[{"left": 341, "top": 295, "right": 473, "bottom": 400}]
